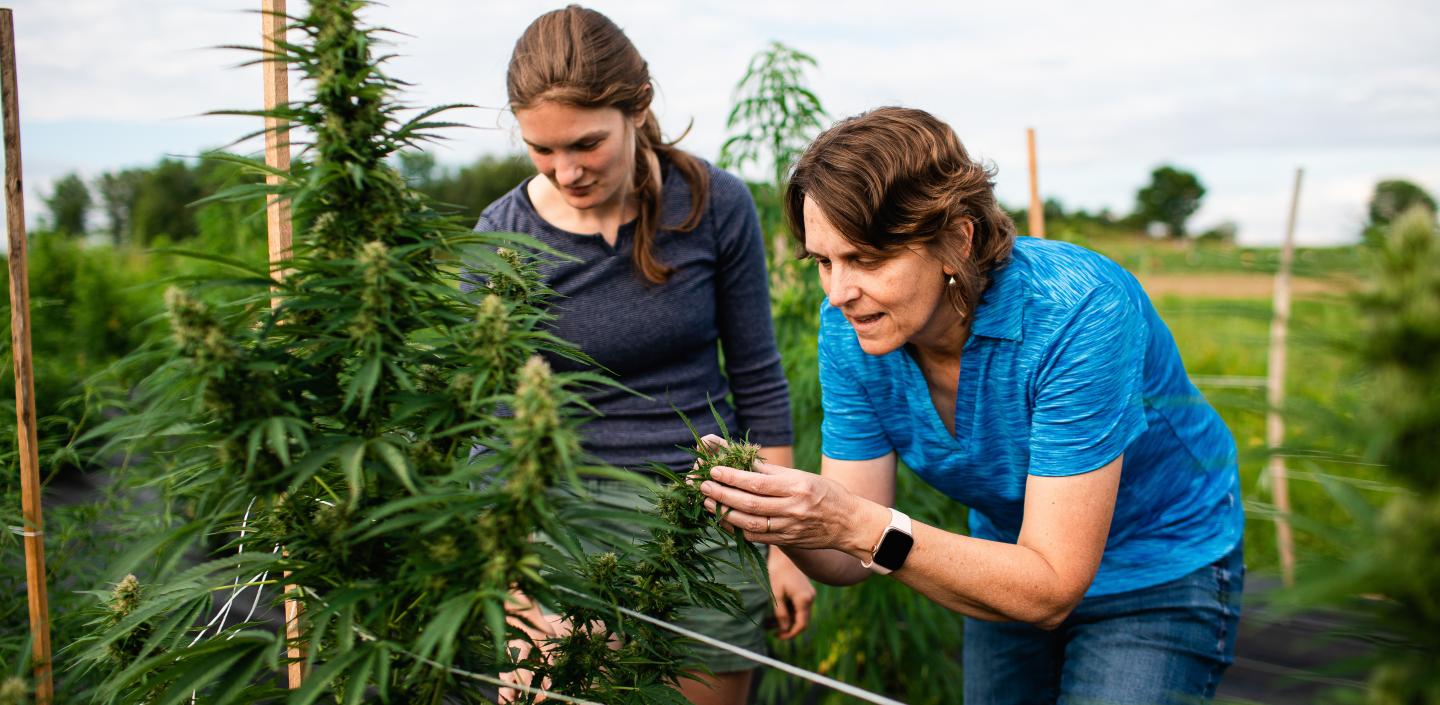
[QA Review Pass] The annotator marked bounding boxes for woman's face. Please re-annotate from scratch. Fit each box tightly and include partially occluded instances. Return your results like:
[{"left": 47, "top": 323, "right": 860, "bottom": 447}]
[
  {"left": 803, "top": 196, "right": 961, "bottom": 356},
  {"left": 514, "top": 101, "right": 641, "bottom": 213}
]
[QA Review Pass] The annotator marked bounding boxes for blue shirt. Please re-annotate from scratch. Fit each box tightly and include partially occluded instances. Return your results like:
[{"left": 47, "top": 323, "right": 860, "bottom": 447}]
[{"left": 820, "top": 237, "right": 1244, "bottom": 596}]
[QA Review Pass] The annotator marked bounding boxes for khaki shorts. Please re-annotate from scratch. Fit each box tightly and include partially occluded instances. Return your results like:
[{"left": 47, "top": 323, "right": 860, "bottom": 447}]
[{"left": 540, "top": 477, "right": 770, "bottom": 674}]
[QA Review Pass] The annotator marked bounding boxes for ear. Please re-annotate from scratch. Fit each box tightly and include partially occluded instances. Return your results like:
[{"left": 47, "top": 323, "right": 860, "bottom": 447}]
[{"left": 630, "top": 110, "right": 647, "bottom": 131}]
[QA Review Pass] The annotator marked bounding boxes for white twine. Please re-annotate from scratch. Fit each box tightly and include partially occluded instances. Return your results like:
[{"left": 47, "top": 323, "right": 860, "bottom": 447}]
[
  {"left": 7, "top": 525, "right": 42, "bottom": 537},
  {"left": 185, "top": 497, "right": 904, "bottom": 705},
  {"left": 556, "top": 586, "right": 908, "bottom": 705},
  {"left": 336, "top": 591, "right": 605, "bottom": 705}
]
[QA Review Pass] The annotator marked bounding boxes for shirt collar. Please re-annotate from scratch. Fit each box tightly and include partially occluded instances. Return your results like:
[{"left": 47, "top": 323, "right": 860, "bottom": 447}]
[{"left": 967, "top": 258, "right": 1025, "bottom": 342}]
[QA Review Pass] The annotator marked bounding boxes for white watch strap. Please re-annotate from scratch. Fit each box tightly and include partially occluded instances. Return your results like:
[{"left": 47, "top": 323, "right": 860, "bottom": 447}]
[{"left": 861, "top": 508, "right": 913, "bottom": 575}]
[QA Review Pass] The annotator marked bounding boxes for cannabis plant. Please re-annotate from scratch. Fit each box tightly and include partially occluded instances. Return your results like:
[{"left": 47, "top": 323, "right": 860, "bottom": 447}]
[
  {"left": 71, "top": 2, "right": 757, "bottom": 703},
  {"left": 1287, "top": 205, "right": 1440, "bottom": 705}
]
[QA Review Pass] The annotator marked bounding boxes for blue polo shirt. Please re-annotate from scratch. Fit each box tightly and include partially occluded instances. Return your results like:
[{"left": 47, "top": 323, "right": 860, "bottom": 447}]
[{"left": 819, "top": 237, "right": 1244, "bottom": 596}]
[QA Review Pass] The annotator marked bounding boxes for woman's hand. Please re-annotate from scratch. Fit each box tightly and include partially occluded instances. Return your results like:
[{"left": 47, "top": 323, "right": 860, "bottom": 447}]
[
  {"left": 499, "top": 591, "right": 569, "bottom": 703},
  {"left": 767, "top": 547, "right": 815, "bottom": 639},
  {"left": 697, "top": 435, "right": 863, "bottom": 552}
]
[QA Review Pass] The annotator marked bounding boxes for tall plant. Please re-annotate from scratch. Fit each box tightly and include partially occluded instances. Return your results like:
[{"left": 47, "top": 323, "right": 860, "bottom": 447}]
[
  {"left": 1290, "top": 205, "right": 1440, "bottom": 704},
  {"left": 72, "top": 3, "right": 755, "bottom": 703},
  {"left": 718, "top": 41, "right": 828, "bottom": 198}
]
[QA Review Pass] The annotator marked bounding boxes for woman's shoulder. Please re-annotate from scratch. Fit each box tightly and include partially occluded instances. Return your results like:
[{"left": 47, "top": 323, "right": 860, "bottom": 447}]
[
  {"left": 1008, "top": 237, "right": 1145, "bottom": 309},
  {"left": 474, "top": 178, "right": 539, "bottom": 233},
  {"left": 664, "top": 156, "right": 752, "bottom": 214}
]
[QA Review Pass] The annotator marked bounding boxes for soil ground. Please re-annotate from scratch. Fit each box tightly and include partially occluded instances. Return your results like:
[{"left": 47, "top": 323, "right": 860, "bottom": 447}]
[{"left": 1137, "top": 273, "right": 1355, "bottom": 300}]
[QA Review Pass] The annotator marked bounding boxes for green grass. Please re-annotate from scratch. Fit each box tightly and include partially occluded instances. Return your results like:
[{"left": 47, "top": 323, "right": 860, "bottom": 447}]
[{"left": 1153, "top": 293, "right": 1380, "bottom": 575}]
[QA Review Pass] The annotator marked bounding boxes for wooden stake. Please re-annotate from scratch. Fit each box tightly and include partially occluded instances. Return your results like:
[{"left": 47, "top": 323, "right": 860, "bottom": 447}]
[
  {"left": 263, "top": 0, "right": 292, "bottom": 288},
  {"left": 1026, "top": 127, "right": 1045, "bottom": 239},
  {"left": 261, "top": 0, "right": 304, "bottom": 688},
  {"left": 1267, "top": 167, "right": 1302, "bottom": 588},
  {"left": 1, "top": 9, "right": 54, "bottom": 704}
]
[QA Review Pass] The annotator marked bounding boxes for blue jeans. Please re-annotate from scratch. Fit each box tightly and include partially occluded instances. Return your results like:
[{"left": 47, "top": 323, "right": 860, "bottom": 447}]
[{"left": 963, "top": 544, "right": 1244, "bottom": 705}]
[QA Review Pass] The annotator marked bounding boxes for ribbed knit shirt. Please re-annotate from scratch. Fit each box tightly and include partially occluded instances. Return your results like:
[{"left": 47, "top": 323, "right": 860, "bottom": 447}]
[{"left": 474, "top": 162, "right": 793, "bottom": 472}]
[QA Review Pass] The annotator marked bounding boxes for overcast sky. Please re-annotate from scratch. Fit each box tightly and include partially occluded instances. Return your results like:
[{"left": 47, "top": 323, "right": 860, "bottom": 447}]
[{"left": 5, "top": 0, "right": 1439, "bottom": 246}]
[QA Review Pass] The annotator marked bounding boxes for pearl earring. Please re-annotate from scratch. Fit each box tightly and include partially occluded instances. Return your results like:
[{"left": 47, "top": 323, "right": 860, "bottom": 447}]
[{"left": 947, "top": 275, "right": 957, "bottom": 287}]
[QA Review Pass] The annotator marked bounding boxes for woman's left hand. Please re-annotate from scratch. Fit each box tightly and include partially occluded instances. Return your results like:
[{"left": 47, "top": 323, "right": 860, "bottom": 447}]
[{"left": 698, "top": 445, "right": 857, "bottom": 551}]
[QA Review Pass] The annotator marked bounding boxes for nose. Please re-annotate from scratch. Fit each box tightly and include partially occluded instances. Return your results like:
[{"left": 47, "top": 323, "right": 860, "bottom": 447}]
[
  {"left": 553, "top": 154, "right": 583, "bottom": 186},
  {"left": 826, "top": 262, "right": 859, "bottom": 308}
]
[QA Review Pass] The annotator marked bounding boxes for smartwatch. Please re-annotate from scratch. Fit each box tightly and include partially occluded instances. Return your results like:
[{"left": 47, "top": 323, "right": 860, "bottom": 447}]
[{"left": 861, "top": 508, "right": 914, "bottom": 575}]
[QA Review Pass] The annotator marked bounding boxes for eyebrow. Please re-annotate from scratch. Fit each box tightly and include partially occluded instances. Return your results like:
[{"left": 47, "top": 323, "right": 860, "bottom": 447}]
[{"left": 523, "top": 130, "right": 608, "bottom": 150}]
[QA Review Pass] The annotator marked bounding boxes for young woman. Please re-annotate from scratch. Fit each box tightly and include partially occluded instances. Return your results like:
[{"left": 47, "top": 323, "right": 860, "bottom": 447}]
[
  {"left": 478, "top": 7, "right": 813, "bottom": 704},
  {"left": 700, "top": 107, "right": 1246, "bottom": 705}
]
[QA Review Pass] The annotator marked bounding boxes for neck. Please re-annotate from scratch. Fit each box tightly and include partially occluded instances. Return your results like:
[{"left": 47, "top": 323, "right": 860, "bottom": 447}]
[
  {"left": 908, "top": 300, "right": 970, "bottom": 364},
  {"left": 530, "top": 177, "right": 638, "bottom": 240}
]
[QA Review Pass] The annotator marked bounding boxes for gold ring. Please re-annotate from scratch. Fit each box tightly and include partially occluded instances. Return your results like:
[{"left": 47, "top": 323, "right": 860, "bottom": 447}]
[{"left": 765, "top": 517, "right": 772, "bottom": 533}]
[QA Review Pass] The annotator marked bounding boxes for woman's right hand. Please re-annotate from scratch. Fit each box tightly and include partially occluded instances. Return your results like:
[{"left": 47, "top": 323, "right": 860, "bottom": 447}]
[{"left": 697, "top": 440, "right": 879, "bottom": 556}]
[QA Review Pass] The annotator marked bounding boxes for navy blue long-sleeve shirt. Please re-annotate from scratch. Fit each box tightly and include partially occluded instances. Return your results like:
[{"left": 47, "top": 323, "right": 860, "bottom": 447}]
[{"left": 475, "top": 161, "right": 793, "bottom": 472}]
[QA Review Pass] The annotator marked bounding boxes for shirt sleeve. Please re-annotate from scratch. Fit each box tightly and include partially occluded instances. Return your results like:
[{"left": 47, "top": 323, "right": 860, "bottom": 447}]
[
  {"left": 711, "top": 172, "right": 794, "bottom": 447},
  {"left": 1028, "top": 284, "right": 1149, "bottom": 476},
  {"left": 818, "top": 303, "right": 893, "bottom": 461}
]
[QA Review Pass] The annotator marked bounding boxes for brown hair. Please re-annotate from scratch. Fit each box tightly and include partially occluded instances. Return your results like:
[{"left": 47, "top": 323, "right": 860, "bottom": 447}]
[
  {"left": 507, "top": 5, "right": 709, "bottom": 284},
  {"left": 785, "top": 107, "right": 1016, "bottom": 318}
]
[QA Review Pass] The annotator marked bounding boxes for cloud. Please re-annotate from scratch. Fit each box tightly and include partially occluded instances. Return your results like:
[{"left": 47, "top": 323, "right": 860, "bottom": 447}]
[{"left": 4, "top": 0, "right": 1437, "bottom": 246}]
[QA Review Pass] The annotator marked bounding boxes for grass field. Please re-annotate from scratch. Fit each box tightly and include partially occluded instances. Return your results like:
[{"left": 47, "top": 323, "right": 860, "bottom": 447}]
[{"left": 1148, "top": 287, "right": 1375, "bottom": 574}]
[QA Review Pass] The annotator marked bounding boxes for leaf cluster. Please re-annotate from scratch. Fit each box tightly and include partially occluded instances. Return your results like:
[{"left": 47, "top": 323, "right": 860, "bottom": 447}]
[{"left": 717, "top": 41, "right": 829, "bottom": 191}]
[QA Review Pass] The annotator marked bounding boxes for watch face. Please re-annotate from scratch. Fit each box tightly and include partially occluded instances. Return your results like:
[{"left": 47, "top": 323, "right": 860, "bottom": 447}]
[{"left": 874, "top": 529, "right": 914, "bottom": 571}]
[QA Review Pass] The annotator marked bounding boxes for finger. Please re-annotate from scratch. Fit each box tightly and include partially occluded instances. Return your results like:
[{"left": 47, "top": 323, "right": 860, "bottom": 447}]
[
  {"left": 703, "top": 502, "right": 772, "bottom": 537},
  {"left": 772, "top": 593, "right": 793, "bottom": 635},
  {"left": 698, "top": 433, "right": 729, "bottom": 451},
  {"left": 700, "top": 481, "right": 789, "bottom": 518},
  {"left": 708, "top": 463, "right": 796, "bottom": 497},
  {"left": 793, "top": 592, "right": 813, "bottom": 636}
]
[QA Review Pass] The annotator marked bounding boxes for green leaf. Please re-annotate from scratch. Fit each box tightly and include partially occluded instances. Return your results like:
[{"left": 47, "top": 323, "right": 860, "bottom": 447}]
[
  {"left": 266, "top": 416, "right": 291, "bottom": 466},
  {"left": 371, "top": 438, "right": 419, "bottom": 495},
  {"left": 339, "top": 440, "right": 367, "bottom": 506}
]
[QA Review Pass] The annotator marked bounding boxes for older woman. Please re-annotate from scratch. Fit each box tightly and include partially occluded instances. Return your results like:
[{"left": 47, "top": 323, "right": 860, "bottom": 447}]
[{"left": 699, "top": 107, "right": 1245, "bottom": 705}]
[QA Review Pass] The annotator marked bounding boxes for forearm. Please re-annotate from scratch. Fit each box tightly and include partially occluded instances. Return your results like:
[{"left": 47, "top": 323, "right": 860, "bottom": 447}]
[
  {"left": 777, "top": 545, "right": 871, "bottom": 586},
  {"left": 838, "top": 500, "right": 1082, "bottom": 627}
]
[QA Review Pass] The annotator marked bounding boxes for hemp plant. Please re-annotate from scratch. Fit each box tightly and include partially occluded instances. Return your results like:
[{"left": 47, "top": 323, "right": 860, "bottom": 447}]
[{"left": 71, "top": 2, "right": 755, "bottom": 703}]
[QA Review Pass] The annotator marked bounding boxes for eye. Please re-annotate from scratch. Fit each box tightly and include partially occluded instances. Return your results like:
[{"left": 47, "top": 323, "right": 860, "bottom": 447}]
[
  {"left": 574, "top": 140, "right": 601, "bottom": 151},
  {"left": 816, "top": 258, "right": 831, "bottom": 270},
  {"left": 530, "top": 146, "right": 552, "bottom": 156}
]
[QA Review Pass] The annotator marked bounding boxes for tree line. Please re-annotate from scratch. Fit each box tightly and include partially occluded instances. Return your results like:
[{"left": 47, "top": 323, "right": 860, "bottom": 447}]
[{"left": 37, "top": 153, "right": 1437, "bottom": 248}]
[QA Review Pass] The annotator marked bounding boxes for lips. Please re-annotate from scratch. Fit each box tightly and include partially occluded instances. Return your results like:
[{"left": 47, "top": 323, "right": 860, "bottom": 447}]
[{"left": 848, "top": 311, "right": 886, "bottom": 332}]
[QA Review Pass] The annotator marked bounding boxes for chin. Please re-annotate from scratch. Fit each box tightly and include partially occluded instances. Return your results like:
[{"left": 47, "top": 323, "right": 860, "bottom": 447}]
[{"left": 856, "top": 335, "right": 904, "bottom": 357}]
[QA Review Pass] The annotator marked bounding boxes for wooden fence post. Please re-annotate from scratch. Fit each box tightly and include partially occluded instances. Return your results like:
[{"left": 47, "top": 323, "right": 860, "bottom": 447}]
[
  {"left": 261, "top": 0, "right": 303, "bottom": 688},
  {"left": 1, "top": 8, "right": 54, "bottom": 704},
  {"left": 1026, "top": 127, "right": 1045, "bottom": 239},
  {"left": 1267, "top": 167, "right": 1303, "bottom": 587}
]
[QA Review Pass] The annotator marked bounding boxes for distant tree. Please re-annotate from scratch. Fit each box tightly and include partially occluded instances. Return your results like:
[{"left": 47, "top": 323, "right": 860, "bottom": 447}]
[
  {"left": 1364, "top": 179, "right": 1437, "bottom": 248},
  {"left": 129, "top": 158, "right": 203, "bottom": 244},
  {"left": 96, "top": 168, "right": 146, "bottom": 246},
  {"left": 1134, "top": 165, "right": 1206, "bottom": 237},
  {"left": 43, "top": 172, "right": 92, "bottom": 235},
  {"left": 417, "top": 153, "right": 534, "bottom": 220}
]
